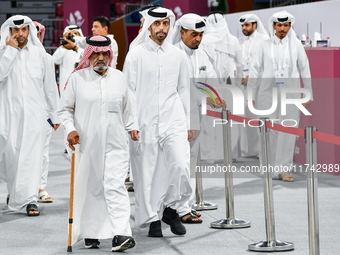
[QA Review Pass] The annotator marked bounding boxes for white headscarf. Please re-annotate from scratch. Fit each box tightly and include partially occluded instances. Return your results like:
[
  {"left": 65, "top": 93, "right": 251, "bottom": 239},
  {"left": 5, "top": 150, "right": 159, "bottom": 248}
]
[
  {"left": 202, "top": 11, "right": 237, "bottom": 56},
  {"left": 239, "top": 13, "right": 269, "bottom": 37},
  {"left": 0, "top": 15, "right": 44, "bottom": 49},
  {"left": 139, "top": 4, "right": 160, "bottom": 18},
  {"left": 172, "top": 13, "right": 206, "bottom": 45},
  {"left": 129, "top": 7, "right": 175, "bottom": 50},
  {"left": 268, "top": 10, "right": 299, "bottom": 77},
  {"left": 63, "top": 24, "right": 84, "bottom": 37}
]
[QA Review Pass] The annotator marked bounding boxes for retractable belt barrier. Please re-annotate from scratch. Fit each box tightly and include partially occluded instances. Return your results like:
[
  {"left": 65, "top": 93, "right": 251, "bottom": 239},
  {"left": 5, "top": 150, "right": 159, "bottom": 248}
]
[{"left": 204, "top": 109, "right": 326, "bottom": 255}]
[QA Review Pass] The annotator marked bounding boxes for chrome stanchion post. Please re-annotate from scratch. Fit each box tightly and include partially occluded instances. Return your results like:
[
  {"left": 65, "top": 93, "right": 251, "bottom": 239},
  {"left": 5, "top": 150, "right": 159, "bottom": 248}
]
[
  {"left": 192, "top": 145, "right": 218, "bottom": 211},
  {"left": 210, "top": 110, "right": 251, "bottom": 229},
  {"left": 305, "top": 127, "right": 320, "bottom": 255},
  {"left": 248, "top": 118, "right": 294, "bottom": 252}
]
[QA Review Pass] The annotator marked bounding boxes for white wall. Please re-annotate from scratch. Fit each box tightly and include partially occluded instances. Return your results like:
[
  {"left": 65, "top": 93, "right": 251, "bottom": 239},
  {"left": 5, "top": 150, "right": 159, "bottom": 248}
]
[{"left": 224, "top": 0, "right": 340, "bottom": 46}]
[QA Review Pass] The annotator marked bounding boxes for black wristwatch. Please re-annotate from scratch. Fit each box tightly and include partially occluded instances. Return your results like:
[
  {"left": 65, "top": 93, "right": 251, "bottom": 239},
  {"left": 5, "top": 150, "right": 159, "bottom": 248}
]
[{"left": 72, "top": 46, "right": 77, "bottom": 52}]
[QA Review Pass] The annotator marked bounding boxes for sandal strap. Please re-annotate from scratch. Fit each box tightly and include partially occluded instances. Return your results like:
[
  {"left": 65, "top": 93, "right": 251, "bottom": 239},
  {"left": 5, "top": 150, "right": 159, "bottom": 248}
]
[
  {"left": 26, "top": 204, "right": 38, "bottom": 212},
  {"left": 39, "top": 191, "right": 48, "bottom": 198}
]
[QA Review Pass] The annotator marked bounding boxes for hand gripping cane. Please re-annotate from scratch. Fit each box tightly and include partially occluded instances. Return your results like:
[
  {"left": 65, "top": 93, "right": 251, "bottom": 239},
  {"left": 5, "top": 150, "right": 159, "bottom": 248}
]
[{"left": 67, "top": 137, "right": 78, "bottom": 252}]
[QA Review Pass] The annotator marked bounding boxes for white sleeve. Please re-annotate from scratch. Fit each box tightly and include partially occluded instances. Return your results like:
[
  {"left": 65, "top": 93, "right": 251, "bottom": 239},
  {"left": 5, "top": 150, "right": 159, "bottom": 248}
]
[
  {"left": 122, "top": 77, "right": 139, "bottom": 132},
  {"left": 57, "top": 73, "right": 77, "bottom": 135},
  {"left": 233, "top": 38, "right": 244, "bottom": 79},
  {"left": 248, "top": 43, "right": 264, "bottom": 101},
  {"left": 43, "top": 53, "right": 60, "bottom": 123},
  {"left": 177, "top": 53, "right": 192, "bottom": 130},
  {"left": 52, "top": 47, "right": 67, "bottom": 65},
  {"left": 122, "top": 51, "right": 139, "bottom": 127},
  {"left": 0, "top": 45, "right": 18, "bottom": 83},
  {"left": 110, "top": 38, "right": 119, "bottom": 69}
]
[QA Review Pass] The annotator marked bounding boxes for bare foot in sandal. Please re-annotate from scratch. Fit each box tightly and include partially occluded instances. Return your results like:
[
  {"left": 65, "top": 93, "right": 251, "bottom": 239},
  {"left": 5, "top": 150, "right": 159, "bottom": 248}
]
[
  {"left": 279, "top": 172, "right": 294, "bottom": 182},
  {"left": 38, "top": 189, "right": 53, "bottom": 203},
  {"left": 180, "top": 212, "right": 203, "bottom": 224},
  {"left": 26, "top": 204, "right": 40, "bottom": 216}
]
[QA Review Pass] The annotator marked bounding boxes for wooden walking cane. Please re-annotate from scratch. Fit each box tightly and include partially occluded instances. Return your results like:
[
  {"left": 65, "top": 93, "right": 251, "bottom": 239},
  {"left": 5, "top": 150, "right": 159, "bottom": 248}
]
[{"left": 67, "top": 137, "right": 78, "bottom": 252}]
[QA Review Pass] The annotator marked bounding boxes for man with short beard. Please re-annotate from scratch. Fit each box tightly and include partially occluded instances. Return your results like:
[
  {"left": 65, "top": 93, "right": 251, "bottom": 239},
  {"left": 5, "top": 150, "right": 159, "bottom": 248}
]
[
  {"left": 58, "top": 35, "right": 138, "bottom": 251},
  {"left": 248, "top": 11, "right": 313, "bottom": 182},
  {"left": 123, "top": 7, "right": 195, "bottom": 237},
  {"left": 0, "top": 15, "right": 59, "bottom": 216},
  {"left": 238, "top": 14, "right": 269, "bottom": 158},
  {"left": 172, "top": 13, "right": 226, "bottom": 224}
]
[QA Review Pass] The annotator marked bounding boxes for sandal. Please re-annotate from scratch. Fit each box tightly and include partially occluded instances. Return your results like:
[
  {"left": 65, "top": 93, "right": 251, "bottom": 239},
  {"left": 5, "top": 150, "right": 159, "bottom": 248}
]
[
  {"left": 127, "top": 186, "right": 134, "bottom": 192},
  {"left": 279, "top": 172, "right": 294, "bottom": 182},
  {"left": 26, "top": 204, "right": 40, "bottom": 216},
  {"left": 191, "top": 209, "right": 201, "bottom": 218},
  {"left": 180, "top": 212, "right": 203, "bottom": 224},
  {"left": 38, "top": 191, "right": 53, "bottom": 203}
]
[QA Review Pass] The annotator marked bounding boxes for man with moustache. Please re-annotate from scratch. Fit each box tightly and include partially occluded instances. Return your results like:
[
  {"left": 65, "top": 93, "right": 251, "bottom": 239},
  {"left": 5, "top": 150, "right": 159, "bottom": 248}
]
[
  {"left": 0, "top": 15, "right": 59, "bottom": 216},
  {"left": 123, "top": 7, "right": 195, "bottom": 237},
  {"left": 172, "top": 13, "right": 226, "bottom": 224},
  {"left": 248, "top": 10, "right": 313, "bottom": 181},
  {"left": 64, "top": 16, "right": 119, "bottom": 68},
  {"left": 58, "top": 35, "right": 138, "bottom": 251},
  {"left": 238, "top": 14, "right": 269, "bottom": 158}
]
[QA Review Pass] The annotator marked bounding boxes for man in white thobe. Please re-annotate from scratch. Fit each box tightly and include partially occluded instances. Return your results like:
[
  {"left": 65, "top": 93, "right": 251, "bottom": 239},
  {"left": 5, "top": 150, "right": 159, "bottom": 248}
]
[
  {"left": 34, "top": 20, "right": 61, "bottom": 203},
  {"left": 0, "top": 15, "right": 59, "bottom": 216},
  {"left": 172, "top": 13, "right": 226, "bottom": 223},
  {"left": 201, "top": 11, "right": 244, "bottom": 161},
  {"left": 52, "top": 25, "right": 84, "bottom": 97},
  {"left": 65, "top": 16, "right": 119, "bottom": 69},
  {"left": 238, "top": 14, "right": 269, "bottom": 157},
  {"left": 248, "top": 11, "right": 313, "bottom": 181},
  {"left": 123, "top": 7, "right": 194, "bottom": 237},
  {"left": 58, "top": 35, "right": 137, "bottom": 252}
]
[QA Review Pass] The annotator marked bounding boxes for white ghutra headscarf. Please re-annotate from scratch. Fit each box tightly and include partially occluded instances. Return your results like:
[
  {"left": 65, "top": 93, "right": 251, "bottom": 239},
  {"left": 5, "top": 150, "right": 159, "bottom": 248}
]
[
  {"left": 129, "top": 7, "right": 175, "bottom": 50},
  {"left": 0, "top": 15, "right": 44, "bottom": 49},
  {"left": 238, "top": 13, "right": 269, "bottom": 37},
  {"left": 172, "top": 13, "right": 206, "bottom": 45}
]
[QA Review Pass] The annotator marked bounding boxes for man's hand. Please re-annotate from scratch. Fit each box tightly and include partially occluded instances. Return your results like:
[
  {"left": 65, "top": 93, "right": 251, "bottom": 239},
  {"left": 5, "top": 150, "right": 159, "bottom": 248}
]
[
  {"left": 53, "top": 124, "right": 60, "bottom": 131},
  {"left": 5, "top": 35, "right": 18, "bottom": 48},
  {"left": 207, "top": 97, "right": 226, "bottom": 110},
  {"left": 221, "top": 100, "right": 227, "bottom": 110},
  {"left": 63, "top": 38, "right": 77, "bottom": 50},
  {"left": 241, "top": 75, "right": 249, "bottom": 86},
  {"left": 188, "top": 130, "right": 196, "bottom": 142},
  {"left": 130, "top": 130, "right": 140, "bottom": 141},
  {"left": 67, "top": 131, "right": 80, "bottom": 151},
  {"left": 303, "top": 100, "right": 312, "bottom": 109}
]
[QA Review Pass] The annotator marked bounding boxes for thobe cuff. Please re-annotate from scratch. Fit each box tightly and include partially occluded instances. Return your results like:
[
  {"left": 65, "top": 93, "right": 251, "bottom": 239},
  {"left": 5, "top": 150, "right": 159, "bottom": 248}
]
[
  {"left": 48, "top": 113, "right": 60, "bottom": 124},
  {"left": 64, "top": 122, "right": 76, "bottom": 135}
]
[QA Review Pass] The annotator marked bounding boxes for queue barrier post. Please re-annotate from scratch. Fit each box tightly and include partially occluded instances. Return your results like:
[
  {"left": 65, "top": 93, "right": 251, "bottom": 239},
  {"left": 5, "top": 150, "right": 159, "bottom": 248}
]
[
  {"left": 248, "top": 118, "right": 294, "bottom": 252},
  {"left": 305, "top": 127, "right": 320, "bottom": 255},
  {"left": 210, "top": 110, "right": 251, "bottom": 229},
  {"left": 192, "top": 145, "right": 218, "bottom": 211}
]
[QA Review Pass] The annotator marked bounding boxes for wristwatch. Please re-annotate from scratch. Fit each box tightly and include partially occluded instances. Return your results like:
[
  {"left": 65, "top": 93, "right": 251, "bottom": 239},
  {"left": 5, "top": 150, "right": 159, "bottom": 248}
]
[{"left": 72, "top": 46, "right": 77, "bottom": 52}]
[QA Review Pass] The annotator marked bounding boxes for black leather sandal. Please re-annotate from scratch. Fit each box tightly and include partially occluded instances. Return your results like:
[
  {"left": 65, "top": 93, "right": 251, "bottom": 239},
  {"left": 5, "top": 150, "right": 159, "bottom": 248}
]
[{"left": 26, "top": 204, "right": 40, "bottom": 216}]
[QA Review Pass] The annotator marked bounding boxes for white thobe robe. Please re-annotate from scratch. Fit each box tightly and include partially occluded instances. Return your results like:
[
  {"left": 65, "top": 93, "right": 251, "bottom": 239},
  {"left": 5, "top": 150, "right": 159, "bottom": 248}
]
[
  {"left": 174, "top": 40, "right": 217, "bottom": 216},
  {"left": 0, "top": 43, "right": 59, "bottom": 211},
  {"left": 52, "top": 46, "right": 82, "bottom": 98},
  {"left": 248, "top": 35, "right": 313, "bottom": 175},
  {"left": 41, "top": 53, "right": 60, "bottom": 190},
  {"left": 123, "top": 38, "right": 192, "bottom": 228},
  {"left": 202, "top": 35, "right": 243, "bottom": 160},
  {"left": 238, "top": 30, "right": 268, "bottom": 157},
  {"left": 77, "top": 34, "right": 118, "bottom": 69},
  {"left": 58, "top": 66, "right": 137, "bottom": 244}
]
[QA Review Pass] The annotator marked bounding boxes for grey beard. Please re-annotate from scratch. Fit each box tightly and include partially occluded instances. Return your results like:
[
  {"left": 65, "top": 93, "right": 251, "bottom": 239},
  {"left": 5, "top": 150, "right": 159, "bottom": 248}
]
[
  {"left": 93, "top": 64, "right": 108, "bottom": 72},
  {"left": 92, "top": 61, "right": 108, "bottom": 72}
]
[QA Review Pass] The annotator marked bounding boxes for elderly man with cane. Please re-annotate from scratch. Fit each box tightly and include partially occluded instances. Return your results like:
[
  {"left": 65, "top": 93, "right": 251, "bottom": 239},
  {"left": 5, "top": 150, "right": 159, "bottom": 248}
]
[{"left": 58, "top": 35, "right": 138, "bottom": 252}]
